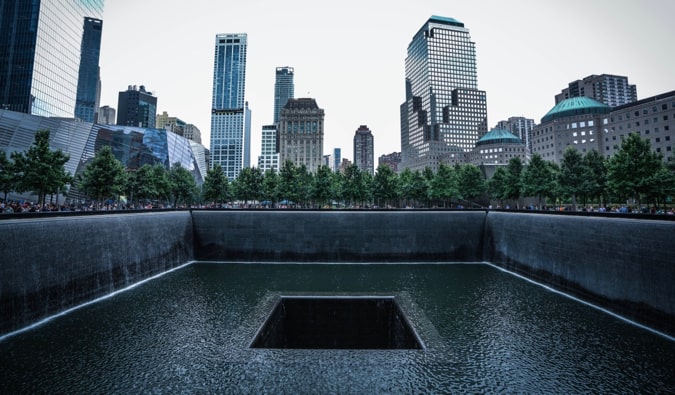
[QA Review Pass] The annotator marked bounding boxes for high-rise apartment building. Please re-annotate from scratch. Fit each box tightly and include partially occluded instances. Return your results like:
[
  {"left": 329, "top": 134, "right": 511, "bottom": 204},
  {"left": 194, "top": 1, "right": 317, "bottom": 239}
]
[
  {"left": 278, "top": 98, "right": 324, "bottom": 173},
  {"left": 98, "top": 105, "right": 116, "bottom": 125},
  {"left": 0, "top": 1, "right": 104, "bottom": 117},
  {"left": 74, "top": 17, "right": 103, "bottom": 123},
  {"left": 400, "top": 16, "right": 488, "bottom": 172},
  {"left": 274, "top": 67, "right": 294, "bottom": 123},
  {"left": 117, "top": 85, "right": 157, "bottom": 128},
  {"left": 258, "top": 124, "right": 279, "bottom": 172},
  {"left": 555, "top": 74, "right": 637, "bottom": 107},
  {"left": 495, "top": 116, "right": 535, "bottom": 154},
  {"left": 210, "top": 33, "right": 250, "bottom": 180},
  {"left": 353, "top": 125, "right": 375, "bottom": 175}
]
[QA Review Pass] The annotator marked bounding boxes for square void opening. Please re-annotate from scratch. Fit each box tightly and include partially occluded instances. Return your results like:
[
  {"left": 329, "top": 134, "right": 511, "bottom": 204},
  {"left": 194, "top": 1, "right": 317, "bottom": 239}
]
[{"left": 250, "top": 296, "right": 423, "bottom": 350}]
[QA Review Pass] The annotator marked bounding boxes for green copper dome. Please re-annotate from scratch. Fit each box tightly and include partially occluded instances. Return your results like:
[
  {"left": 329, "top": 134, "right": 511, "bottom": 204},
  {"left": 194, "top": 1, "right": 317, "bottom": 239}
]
[
  {"left": 541, "top": 97, "right": 611, "bottom": 123},
  {"left": 476, "top": 128, "right": 522, "bottom": 146}
]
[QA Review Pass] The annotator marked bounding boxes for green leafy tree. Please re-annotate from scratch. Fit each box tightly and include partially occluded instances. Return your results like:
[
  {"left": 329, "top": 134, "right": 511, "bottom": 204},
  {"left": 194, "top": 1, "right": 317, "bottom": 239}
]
[
  {"left": 580, "top": 150, "right": 608, "bottom": 207},
  {"left": 397, "top": 168, "right": 415, "bottom": 207},
  {"left": 278, "top": 160, "right": 299, "bottom": 205},
  {"left": 127, "top": 163, "right": 170, "bottom": 206},
  {"left": 312, "top": 165, "right": 334, "bottom": 207},
  {"left": 372, "top": 164, "right": 398, "bottom": 208},
  {"left": 78, "top": 146, "right": 127, "bottom": 204},
  {"left": 295, "top": 164, "right": 312, "bottom": 207},
  {"left": 643, "top": 164, "right": 675, "bottom": 210},
  {"left": 0, "top": 151, "right": 16, "bottom": 202},
  {"left": 487, "top": 166, "right": 508, "bottom": 207},
  {"left": 342, "top": 164, "right": 365, "bottom": 207},
  {"left": 12, "top": 129, "right": 72, "bottom": 205},
  {"left": 202, "top": 163, "right": 230, "bottom": 205},
  {"left": 521, "top": 153, "right": 557, "bottom": 208},
  {"left": 169, "top": 162, "right": 197, "bottom": 207},
  {"left": 558, "top": 146, "right": 585, "bottom": 211},
  {"left": 261, "top": 169, "right": 280, "bottom": 206},
  {"left": 151, "top": 163, "right": 172, "bottom": 205},
  {"left": 457, "top": 164, "right": 486, "bottom": 207},
  {"left": 420, "top": 166, "right": 436, "bottom": 207},
  {"left": 607, "top": 133, "right": 663, "bottom": 208},
  {"left": 430, "top": 164, "right": 457, "bottom": 207},
  {"left": 233, "top": 166, "right": 263, "bottom": 205},
  {"left": 504, "top": 157, "right": 523, "bottom": 208}
]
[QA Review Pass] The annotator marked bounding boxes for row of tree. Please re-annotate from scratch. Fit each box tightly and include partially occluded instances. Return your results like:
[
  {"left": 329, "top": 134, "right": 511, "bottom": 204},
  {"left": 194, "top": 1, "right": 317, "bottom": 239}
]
[{"left": 1, "top": 130, "right": 674, "bottom": 210}]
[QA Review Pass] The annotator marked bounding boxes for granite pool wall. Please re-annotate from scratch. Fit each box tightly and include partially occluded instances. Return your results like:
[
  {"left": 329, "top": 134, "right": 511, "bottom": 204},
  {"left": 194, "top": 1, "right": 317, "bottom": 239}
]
[{"left": 1, "top": 210, "right": 673, "bottom": 337}]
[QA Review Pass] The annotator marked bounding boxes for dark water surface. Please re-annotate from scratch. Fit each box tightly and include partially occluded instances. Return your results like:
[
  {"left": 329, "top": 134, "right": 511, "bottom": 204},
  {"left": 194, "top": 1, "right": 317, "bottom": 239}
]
[{"left": 1, "top": 262, "right": 673, "bottom": 393}]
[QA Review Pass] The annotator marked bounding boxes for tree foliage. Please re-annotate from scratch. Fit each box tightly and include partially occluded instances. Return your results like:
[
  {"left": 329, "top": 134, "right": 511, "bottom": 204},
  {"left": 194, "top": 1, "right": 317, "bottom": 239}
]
[
  {"left": 78, "top": 146, "right": 127, "bottom": 203},
  {"left": 202, "top": 163, "right": 230, "bottom": 204},
  {"left": 11, "top": 130, "right": 72, "bottom": 205},
  {"left": 607, "top": 133, "right": 663, "bottom": 207},
  {"left": 169, "top": 162, "right": 198, "bottom": 206},
  {"left": 521, "top": 153, "right": 557, "bottom": 207}
]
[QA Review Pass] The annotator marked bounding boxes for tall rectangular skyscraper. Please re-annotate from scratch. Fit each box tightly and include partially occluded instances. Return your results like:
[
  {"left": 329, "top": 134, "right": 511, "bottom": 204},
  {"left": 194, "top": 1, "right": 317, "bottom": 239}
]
[
  {"left": 400, "top": 16, "right": 488, "bottom": 172},
  {"left": 210, "top": 33, "right": 250, "bottom": 180},
  {"left": 75, "top": 17, "right": 103, "bottom": 123},
  {"left": 0, "top": 1, "right": 104, "bottom": 117},
  {"left": 353, "top": 125, "right": 374, "bottom": 175},
  {"left": 274, "top": 66, "right": 294, "bottom": 123}
]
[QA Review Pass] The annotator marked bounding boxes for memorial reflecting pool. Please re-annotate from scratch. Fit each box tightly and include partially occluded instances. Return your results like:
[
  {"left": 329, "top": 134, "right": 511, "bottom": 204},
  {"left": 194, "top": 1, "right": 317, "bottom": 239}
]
[{"left": 1, "top": 262, "right": 673, "bottom": 393}]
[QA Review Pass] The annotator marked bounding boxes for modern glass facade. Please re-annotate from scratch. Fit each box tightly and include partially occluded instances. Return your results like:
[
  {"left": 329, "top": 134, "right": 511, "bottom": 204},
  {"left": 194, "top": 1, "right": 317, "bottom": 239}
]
[
  {"left": 75, "top": 17, "right": 103, "bottom": 123},
  {"left": 0, "top": 0, "right": 104, "bottom": 117},
  {"left": 0, "top": 110, "right": 206, "bottom": 202},
  {"left": 274, "top": 66, "right": 294, "bottom": 123},
  {"left": 210, "top": 33, "right": 250, "bottom": 180},
  {"left": 400, "top": 16, "right": 488, "bottom": 172}
]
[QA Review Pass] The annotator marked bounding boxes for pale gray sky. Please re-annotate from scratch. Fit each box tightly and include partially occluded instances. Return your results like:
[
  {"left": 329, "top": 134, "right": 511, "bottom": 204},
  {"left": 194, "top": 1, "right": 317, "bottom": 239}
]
[{"left": 99, "top": 0, "right": 675, "bottom": 163}]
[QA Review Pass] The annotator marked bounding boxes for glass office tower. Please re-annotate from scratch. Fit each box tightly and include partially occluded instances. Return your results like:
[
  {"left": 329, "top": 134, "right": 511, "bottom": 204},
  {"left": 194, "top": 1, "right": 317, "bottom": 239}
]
[
  {"left": 75, "top": 17, "right": 103, "bottom": 123},
  {"left": 0, "top": 0, "right": 104, "bottom": 117},
  {"left": 274, "top": 66, "right": 294, "bottom": 123},
  {"left": 210, "top": 33, "right": 250, "bottom": 180},
  {"left": 400, "top": 16, "right": 488, "bottom": 172}
]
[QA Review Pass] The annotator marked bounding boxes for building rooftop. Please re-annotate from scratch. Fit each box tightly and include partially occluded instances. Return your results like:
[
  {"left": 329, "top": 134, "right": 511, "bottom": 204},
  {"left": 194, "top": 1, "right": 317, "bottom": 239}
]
[
  {"left": 284, "top": 98, "right": 319, "bottom": 110},
  {"left": 541, "top": 97, "right": 611, "bottom": 123},
  {"left": 476, "top": 128, "right": 522, "bottom": 146},
  {"left": 429, "top": 15, "right": 464, "bottom": 27}
]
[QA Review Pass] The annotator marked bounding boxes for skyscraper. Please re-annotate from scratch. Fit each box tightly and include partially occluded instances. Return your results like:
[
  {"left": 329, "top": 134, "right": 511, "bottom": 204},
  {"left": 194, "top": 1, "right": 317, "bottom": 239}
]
[
  {"left": 0, "top": 1, "right": 104, "bottom": 117},
  {"left": 274, "top": 67, "right": 294, "bottom": 123},
  {"left": 353, "top": 125, "right": 374, "bottom": 175},
  {"left": 258, "top": 124, "right": 279, "bottom": 172},
  {"left": 74, "top": 17, "right": 103, "bottom": 123},
  {"left": 117, "top": 85, "right": 157, "bottom": 128},
  {"left": 495, "top": 116, "right": 535, "bottom": 154},
  {"left": 400, "top": 16, "right": 488, "bottom": 172},
  {"left": 278, "top": 98, "right": 324, "bottom": 173},
  {"left": 555, "top": 74, "right": 637, "bottom": 107},
  {"left": 210, "top": 33, "right": 250, "bottom": 180}
]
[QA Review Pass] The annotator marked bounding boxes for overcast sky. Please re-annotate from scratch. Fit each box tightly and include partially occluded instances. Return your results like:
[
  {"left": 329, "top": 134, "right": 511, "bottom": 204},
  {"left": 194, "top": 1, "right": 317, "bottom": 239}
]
[{"left": 98, "top": 0, "right": 675, "bottom": 163}]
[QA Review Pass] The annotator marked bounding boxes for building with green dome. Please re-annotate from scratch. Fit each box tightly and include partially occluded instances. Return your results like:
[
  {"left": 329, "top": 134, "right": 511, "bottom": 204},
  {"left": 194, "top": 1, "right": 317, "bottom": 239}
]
[
  {"left": 467, "top": 128, "right": 527, "bottom": 166},
  {"left": 531, "top": 96, "right": 611, "bottom": 164},
  {"left": 532, "top": 91, "right": 675, "bottom": 164}
]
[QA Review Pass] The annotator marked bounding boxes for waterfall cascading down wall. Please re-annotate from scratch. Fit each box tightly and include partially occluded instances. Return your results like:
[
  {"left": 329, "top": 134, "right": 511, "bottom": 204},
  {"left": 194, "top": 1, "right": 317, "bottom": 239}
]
[
  {"left": 0, "top": 211, "right": 194, "bottom": 336},
  {"left": 1, "top": 210, "right": 673, "bottom": 338}
]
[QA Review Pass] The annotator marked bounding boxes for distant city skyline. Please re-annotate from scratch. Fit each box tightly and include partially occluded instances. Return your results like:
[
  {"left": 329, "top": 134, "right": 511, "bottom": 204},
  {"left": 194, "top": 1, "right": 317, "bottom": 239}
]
[{"left": 97, "top": 0, "right": 675, "bottom": 163}]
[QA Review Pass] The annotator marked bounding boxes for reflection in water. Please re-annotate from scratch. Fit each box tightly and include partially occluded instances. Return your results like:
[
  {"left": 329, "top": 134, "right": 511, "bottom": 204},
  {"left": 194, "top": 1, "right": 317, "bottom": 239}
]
[{"left": 0, "top": 263, "right": 673, "bottom": 393}]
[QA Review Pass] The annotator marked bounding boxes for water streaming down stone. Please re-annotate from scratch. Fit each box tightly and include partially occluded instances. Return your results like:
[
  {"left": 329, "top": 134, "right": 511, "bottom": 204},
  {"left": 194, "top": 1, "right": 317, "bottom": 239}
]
[{"left": 0, "top": 209, "right": 674, "bottom": 392}]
